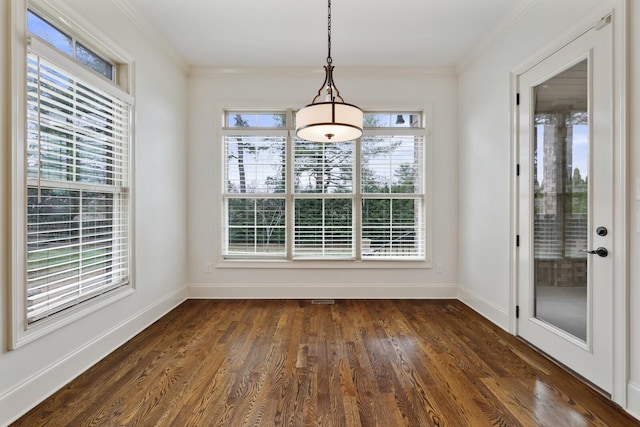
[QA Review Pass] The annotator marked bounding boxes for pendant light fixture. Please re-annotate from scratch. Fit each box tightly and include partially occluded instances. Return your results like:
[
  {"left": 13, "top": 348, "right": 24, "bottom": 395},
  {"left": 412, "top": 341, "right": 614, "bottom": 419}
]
[{"left": 295, "top": 0, "right": 363, "bottom": 143}]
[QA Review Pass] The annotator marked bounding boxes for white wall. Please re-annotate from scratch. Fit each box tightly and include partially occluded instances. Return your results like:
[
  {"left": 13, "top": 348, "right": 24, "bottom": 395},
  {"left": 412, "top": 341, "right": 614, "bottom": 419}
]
[
  {"left": 628, "top": 0, "right": 640, "bottom": 418},
  {"left": 186, "top": 69, "right": 459, "bottom": 298},
  {"left": 458, "top": 0, "right": 639, "bottom": 417},
  {"left": 0, "top": 1, "right": 189, "bottom": 424}
]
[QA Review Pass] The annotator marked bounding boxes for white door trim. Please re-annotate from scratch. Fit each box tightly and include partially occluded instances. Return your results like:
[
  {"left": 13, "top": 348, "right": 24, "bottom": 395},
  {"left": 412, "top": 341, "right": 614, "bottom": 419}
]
[{"left": 509, "top": 0, "right": 628, "bottom": 407}]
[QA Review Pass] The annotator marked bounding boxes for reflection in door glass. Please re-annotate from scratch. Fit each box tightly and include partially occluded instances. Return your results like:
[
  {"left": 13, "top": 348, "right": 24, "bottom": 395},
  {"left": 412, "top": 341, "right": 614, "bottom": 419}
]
[{"left": 533, "top": 59, "right": 588, "bottom": 341}]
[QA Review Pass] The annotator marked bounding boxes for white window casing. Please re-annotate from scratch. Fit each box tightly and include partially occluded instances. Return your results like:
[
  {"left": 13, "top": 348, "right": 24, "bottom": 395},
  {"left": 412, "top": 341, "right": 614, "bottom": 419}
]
[{"left": 10, "top": 2, "right": 135, "bottom": 349}]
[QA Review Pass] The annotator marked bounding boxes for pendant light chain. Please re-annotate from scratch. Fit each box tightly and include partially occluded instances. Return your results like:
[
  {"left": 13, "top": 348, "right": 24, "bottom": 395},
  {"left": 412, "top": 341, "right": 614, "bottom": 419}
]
[{"left": 327, "top": 0, "right": 332, "bottom": 65}]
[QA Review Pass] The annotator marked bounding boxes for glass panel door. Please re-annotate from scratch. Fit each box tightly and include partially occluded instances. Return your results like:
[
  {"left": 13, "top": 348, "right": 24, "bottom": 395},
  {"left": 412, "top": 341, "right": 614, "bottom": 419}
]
[
  {"left": 518, "top": 21, "right": 613, "bottom": 392},
  {"left": 533, "top": 60, "right": 588, "bottom": 341}
]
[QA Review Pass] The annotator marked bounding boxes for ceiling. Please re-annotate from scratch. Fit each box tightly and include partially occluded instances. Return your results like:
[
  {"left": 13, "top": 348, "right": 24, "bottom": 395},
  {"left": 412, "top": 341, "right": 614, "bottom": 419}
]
[{"left": 124, "top": 0, "right": 527, "bottom": 69}]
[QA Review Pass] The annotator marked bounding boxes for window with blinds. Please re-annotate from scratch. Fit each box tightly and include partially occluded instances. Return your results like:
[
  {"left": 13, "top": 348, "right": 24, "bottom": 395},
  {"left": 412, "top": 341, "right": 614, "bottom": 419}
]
[
  {"left": 361, "top": 135, "right": 425, "bottom": 258},
  {"left": 24, "top": 11, "right": 131, "bottom": 323},
  {"left": 224, "top": 133, "right": 286, "bottom": 257},
  {"left": 222, "top": 110, "right": 427, "bottom": 261},
  {"left": 293, "top": 140, "right": 355, "bottom": 258}
]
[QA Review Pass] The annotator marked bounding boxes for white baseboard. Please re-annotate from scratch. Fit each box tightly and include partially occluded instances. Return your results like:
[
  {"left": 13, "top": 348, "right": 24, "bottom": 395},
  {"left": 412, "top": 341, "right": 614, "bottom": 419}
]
[
  {"left": 457, "top": 285, "right": 510, "bottom": 331},
  {"left": 1, "top": 287, "right": 187, "bottom": 427},
  {"left": 628, "top": 381, "right": 640, "bottom": 421},
  {"left": 187, "top": 282, "right": 458, "bottom": 300}
]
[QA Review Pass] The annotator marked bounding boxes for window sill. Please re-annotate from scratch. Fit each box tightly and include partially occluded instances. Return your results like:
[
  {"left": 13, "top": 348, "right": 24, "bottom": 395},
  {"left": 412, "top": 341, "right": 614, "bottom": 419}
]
[{"left": 10, "top": 285, "right": 134, "bottom": 350}]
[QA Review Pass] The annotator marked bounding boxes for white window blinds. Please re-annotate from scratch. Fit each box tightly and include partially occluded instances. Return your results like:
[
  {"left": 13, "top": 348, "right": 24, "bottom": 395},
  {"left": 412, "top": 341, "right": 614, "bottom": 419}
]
[
  {"left": 361, "top": 135, "right": 425, "bottom": 258},
  {"left": 224, "top": 134, "right": 287, "bottom": 257},
  {"left": 293, "top": 139, "right": 355, "bottom": 258},
  {"left": 26, "top": 50, "right": 131, "bottom": 322}
]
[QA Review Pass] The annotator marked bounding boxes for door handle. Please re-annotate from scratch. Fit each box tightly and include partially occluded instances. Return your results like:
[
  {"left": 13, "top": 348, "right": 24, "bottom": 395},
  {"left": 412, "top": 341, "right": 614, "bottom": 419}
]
[{"left": 580, "top": 247, "right": 608, "bottom": 257}]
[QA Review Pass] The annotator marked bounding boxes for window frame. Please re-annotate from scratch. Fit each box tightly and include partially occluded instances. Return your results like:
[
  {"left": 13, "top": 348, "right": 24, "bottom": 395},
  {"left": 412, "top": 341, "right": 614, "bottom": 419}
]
[
  {"left": 10, "top": 0, "right": 136, "bottom": 349},
  {"left": 219, "top": 108, "right": 432, "bottom": 269}
]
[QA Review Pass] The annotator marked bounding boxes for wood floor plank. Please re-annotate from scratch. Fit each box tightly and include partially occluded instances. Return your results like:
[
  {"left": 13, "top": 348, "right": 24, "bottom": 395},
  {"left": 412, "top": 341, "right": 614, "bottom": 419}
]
[
  {"left": 11, "top": 299, "right": 640, "bottom": 427},
  {"left": 28, "top": 301, "right": 196, "bottom": 427}
]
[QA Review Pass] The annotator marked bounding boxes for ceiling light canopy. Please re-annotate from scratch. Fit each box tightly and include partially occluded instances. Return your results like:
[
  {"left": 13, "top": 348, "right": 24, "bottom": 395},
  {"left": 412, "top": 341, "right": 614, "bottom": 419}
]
[{"left": 295, "top": 0, "right": 363, "bottom": 143}]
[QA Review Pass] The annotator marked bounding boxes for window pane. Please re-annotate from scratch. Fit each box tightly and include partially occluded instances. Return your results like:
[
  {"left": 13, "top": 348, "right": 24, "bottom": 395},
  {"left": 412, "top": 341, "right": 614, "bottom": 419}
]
[
  {"left": 226, "top": 112, "right": 286, "bottom": 128},
  {"left": 27, "top": 11, "right": 73, "bottom": 57},
  {"left": 294, "top": 139, "right": 354, "bottom": 194},
  {"left": 75, "top": 83, "right": 121, "bottom": 184},
  {"left": 226, "top": 198, "right": 286, "bottom": 256},
  {"left": 362, "top": 136, "right": 424, "bottom": 193},
  {"left": 76, "top": 43, "right": 114, "bottom": 80},
  {"left": 364, "top": 112, "right": 421, "bottom": 128},
  {"left": 362, "top": 198, "right": 423, "bottom": 257},
  {"left": 294, "top": 198, "right": 353, "bottom": 258},
  {"left": 27, "top": 54, "right": 129, "bottom": 186},
  {"left": 27, "top": 188, "right": 127, "bottom": 321},
  {"left": 365, "top": 113, "right": 391, "bottom": 127},
  {"left": 225, "top": 136, "right": 285, "bottom": 194},
  {"left": 27, "top": 56, "right": 74, "bottom": 181}
]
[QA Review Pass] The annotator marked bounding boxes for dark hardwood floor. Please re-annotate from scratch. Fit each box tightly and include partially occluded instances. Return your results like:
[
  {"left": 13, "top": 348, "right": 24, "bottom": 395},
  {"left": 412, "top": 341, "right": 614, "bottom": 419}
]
[{"left": 12, "top": 299, "right": 640, "bottom": 426}]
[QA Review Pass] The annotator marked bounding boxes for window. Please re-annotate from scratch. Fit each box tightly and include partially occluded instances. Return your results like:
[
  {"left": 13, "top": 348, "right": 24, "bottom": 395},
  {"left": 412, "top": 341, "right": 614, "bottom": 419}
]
[
  {"left": 27, "top": 10, "right": 114, "bottom": 80},
  {"left": 12, "top": 5, "right": 133, "bottom": 343},
  {"left": 222, "top": 110, "right": 427, "bottom": 261}
]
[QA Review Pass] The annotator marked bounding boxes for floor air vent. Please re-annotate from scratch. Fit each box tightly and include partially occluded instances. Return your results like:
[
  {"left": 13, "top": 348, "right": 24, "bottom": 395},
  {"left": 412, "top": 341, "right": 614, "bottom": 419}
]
[{"left": 311, "top": 299, "right": 335, "bottom": 305}]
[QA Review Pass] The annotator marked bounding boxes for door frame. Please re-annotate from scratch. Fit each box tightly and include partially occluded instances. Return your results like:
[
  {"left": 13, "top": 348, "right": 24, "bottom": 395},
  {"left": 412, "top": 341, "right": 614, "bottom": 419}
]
[{"left": 509, "top": 1, "right": 628, "bottom": 406}]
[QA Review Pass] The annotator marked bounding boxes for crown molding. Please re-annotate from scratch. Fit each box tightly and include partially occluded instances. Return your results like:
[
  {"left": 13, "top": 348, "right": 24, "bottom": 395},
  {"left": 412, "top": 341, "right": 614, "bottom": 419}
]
[
  {"left": 189, "top": 66, "right": 458, "bottom": 79},
  {"left": 112, "top": 0, "right": 189, "bottom": 73}
]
